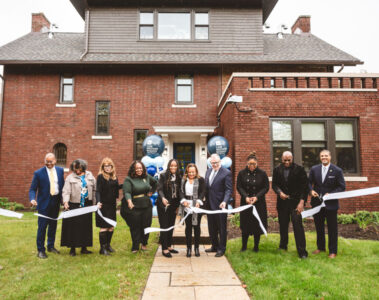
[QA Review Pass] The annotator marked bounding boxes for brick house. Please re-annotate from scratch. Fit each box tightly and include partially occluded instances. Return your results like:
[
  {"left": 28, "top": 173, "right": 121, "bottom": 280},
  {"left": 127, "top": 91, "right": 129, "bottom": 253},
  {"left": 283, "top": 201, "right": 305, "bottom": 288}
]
[{"left": 0, "top": 0, "right": 378, "bottom": 214}]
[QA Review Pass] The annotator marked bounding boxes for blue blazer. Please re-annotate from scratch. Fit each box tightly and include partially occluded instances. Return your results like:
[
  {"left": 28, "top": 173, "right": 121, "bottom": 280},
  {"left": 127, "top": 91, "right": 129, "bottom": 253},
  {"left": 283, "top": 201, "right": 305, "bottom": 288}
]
[
  {"left": 29, "top": 166, "right": 64, "bottom": 214},
  {"left": 308, "top": 163, "right": 345, "bottom": 210},
  {"left": 205, "top": 167, "right": 233, "bottom": 210}
]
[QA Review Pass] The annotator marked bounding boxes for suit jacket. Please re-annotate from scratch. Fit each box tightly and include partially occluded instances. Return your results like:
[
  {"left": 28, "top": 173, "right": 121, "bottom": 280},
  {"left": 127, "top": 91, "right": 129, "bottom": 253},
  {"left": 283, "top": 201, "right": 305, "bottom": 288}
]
[
  {"left": 272, "top": 163, "right": 308, "bottom": 210},
  {"left": 205, "top": 166, "right": 232, "bottom": 210},
  {"left": 308, "top": 163, "right": 345, "bottom": 210},
  {"left": 29, "top": 166, "right": 64, "bottom": 214}
]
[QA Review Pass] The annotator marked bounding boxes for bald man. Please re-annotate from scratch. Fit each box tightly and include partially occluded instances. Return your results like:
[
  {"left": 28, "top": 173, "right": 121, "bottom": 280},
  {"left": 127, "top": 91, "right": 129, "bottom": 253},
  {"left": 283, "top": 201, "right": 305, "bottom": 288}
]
[{"left": 272, "top": 151, "right": 309, "bottom": 258}]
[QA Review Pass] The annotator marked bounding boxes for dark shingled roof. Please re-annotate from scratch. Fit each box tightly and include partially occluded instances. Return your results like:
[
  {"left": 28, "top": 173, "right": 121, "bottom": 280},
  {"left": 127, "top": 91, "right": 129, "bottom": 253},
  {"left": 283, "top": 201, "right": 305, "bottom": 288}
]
[{"left": 0, "top": 32, "right": 362, "bottom": 65}]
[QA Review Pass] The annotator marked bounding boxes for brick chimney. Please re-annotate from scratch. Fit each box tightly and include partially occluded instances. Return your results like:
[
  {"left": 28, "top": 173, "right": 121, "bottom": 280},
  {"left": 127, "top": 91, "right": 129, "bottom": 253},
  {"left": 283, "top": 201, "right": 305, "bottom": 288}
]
[
  {"left": 31, "top": 13, "right": 50, "bottom": 33},
  {"left": 291, "top": 15, "right": 311, "bottom": 34}
]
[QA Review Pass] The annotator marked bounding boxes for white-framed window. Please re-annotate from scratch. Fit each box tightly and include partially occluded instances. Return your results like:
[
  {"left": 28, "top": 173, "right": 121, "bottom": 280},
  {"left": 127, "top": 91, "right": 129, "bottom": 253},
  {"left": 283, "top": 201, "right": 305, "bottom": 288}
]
[
  {"left": 96, "top": 101, "right": 110, "bottom": 135},
  {"left": 60, "top": 76, "right": 74, "bottom": 103},
  {"left": 139, "top": 10, "right": 209, "bottom": 40},
  {"left": 175, "top": 76, "right": 193, "bottom": 104}
]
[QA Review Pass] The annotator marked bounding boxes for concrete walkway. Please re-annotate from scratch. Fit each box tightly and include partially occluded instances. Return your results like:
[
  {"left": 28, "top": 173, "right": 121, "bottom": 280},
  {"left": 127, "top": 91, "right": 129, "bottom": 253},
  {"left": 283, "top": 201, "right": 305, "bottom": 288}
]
[{"left": 141, "top": 217, "right": 250, "bottom": 300}]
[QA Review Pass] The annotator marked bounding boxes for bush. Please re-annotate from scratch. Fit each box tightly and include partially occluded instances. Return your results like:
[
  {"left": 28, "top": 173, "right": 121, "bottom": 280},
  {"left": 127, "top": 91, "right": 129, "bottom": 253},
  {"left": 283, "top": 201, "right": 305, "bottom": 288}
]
[
  {"left": 338, "top": 214, "right": 356, "bottom": 224},
  {"left": 372, "top": 212, "right": 379, "bottom": 225},
  {"left": 355, "top": 211, "right": 372, "bottom": 229},
  {"left": 230, "top": 213, "right": 240, "bottom": 227},
  {"left": 0, "top": 197, "right": 25, "bottom": 211}
]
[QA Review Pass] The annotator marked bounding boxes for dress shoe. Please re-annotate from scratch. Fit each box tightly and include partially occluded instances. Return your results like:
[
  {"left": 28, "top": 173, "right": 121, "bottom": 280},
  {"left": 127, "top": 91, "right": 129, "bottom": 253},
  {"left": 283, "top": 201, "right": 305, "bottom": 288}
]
[
  {"left": 300, "top": 255, "right": 308, "bottom": 259},
  {"left": 253, "top": 246, "right": 259, "bottom": 253},
  {"left": 47, "top": 247, "right": 60, "bottom": 254},
  {"left": 37, "top": 251, "right": 47, "bottom": 259},
  {"left": 168, "top": 248, "right": 179, "bottom": 254},
  {"left": 194, "top": 248, "right": 200, "bottom": 257},
  {"left": 205, "top": 247, "right": 217, "bottom": 253},
  {"left": 106, "top": 244, "right": 115, "bottom": 253},
  {"left": 240, "top": 247, "right": 247, "bottom": 252},
  {"left": 69, "top": 248, "right": 76, "bottom": 256},
  {"left": 328, "top": 253, "right": 337, "bottom": 259},
  {"left": 141, "top": 245, "right": 148, "bottom": 251},
  {"left": 162, "top": 251, "right": 172, "bottom": 258},
  {"left": 99, "top": 245, "right": 111, "bottom": 256},
  {"left": 215, "top": 251, "right": 224, "bottom": 257},
  {"left": 186, "top": 248, "right": 192, "bottom": 257},
  {"left": 81, "top": 247, "right": 92, "bottom": 254},
  {"left": 312, "top": 249, "right": 324, "bottom": 255}
]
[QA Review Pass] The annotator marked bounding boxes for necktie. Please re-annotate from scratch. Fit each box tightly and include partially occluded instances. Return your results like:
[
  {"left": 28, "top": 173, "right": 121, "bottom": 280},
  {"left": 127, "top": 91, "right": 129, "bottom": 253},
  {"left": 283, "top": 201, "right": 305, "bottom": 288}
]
[
  {"left": 49, "top": 168, "right": 55, "bottom": 195},
  {"left": 322, "top": 166, "right": 327, "bottom": 183},
  {"left": 209, "top": 170, "right": 217, "bottom": 186}
]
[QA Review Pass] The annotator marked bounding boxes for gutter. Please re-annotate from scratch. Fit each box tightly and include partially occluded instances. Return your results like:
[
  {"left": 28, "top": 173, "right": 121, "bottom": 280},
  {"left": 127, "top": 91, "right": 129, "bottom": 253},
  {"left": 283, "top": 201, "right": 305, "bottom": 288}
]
[
  {"left": 80, "top": 9, "right": 90, "bottom": 61},
  {"left": 0, "top": 70, "right": 4, "bottom": 142}
]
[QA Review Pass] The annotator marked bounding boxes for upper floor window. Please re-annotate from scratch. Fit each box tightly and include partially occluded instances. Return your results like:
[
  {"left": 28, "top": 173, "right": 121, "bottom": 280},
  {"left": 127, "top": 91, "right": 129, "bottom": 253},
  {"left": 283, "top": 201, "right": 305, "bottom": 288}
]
[
  {"left": 96, "top": 101, "right": 110, "bottom": 135},
  {"left": 53, "top": 143, "right": 67, "bottom": 167},
  {"left": 60, "top": 76, "right": 74, "bottom": 103},
  {"left": 175, "top": 76, "right": 193, "bottom": 104},
  {"left": 134, "top": 129, "right": 148, "bottom": 160},
  {"left": 271, "top": 118, "right": 359, "bottom": 174},
  {"left": 139, "top": 11, "right": 209, "bottom": 40}
]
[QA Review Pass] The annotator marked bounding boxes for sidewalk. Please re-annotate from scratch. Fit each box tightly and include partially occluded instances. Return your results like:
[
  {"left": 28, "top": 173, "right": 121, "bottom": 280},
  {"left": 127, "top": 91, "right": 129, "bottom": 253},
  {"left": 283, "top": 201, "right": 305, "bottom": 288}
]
[{"left": 141, "top": 217, "right": 250, "bottom": 300}]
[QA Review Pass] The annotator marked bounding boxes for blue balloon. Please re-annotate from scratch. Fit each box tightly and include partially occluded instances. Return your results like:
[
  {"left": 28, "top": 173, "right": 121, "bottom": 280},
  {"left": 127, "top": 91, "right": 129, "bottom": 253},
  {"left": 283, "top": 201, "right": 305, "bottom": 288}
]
[
  {"left": 147, "top": 166, "right": 157, "bottom": 176},
  {"left": 207, "top": 136, "right": 229, "bottom": 158},
  {"left": 142, "top": 135, "right": 165, "bottom": 158},
  {"left": 221, "top": 156, "right": 232, "bottom": 168},
  {"left": 159, "top": 167, "right": 163, "bottom": 172},
  {"left": 141, "top": 155, "right": 153, "bottom": 167},
  {"left": 152, "top": 206, "right": 158, "bottom": 216},
  {"left": 154, "top": 156, "right": 165, "bottom": 168}
]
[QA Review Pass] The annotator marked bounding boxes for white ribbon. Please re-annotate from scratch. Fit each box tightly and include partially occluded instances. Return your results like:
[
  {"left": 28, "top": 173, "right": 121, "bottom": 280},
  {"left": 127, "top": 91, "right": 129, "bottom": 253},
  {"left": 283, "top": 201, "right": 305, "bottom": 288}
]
[
  {"left": 144, "top": 204, "right": 267, "bottom": 237},
  {"left": 0, "top": 208, "right": 23, "bottom": 219},
  {"left": 35, "top": 205, "right": 117, "bottom": 227},
  {"left": 302, "top": 186, "right": 379, "bottom": 219}
]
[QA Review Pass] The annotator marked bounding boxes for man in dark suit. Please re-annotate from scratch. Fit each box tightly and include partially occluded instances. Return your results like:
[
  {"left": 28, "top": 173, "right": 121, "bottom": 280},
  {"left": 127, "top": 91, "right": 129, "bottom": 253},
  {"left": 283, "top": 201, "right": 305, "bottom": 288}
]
[
  {"left": 272, "top": 151, "right": 308, "bottom": 258},
  {"left": 29, "top": 153, "right": 64, "bottom": 258},
  {"left": 308, "top": 149, "right": 345, "bottom": 258},
  {"left": 205, "top": 153, "right": 232, "bottom": 257}
]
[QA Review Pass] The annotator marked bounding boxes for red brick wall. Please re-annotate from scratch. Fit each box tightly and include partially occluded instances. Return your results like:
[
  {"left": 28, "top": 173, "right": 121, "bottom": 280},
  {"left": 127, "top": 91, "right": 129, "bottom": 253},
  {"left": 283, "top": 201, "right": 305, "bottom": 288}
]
[{"left": 218, "top": 77, "right": 379, "bottom": 215}]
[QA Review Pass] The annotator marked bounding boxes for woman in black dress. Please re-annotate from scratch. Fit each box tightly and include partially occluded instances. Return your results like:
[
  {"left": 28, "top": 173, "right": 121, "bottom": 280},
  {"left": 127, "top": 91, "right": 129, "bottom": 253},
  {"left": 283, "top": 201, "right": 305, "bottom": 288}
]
[
  {"left": 157, "top": 159, "right": 181, "bottom": 258},
  {"left": 179, "top": 163, "right": 205, "bottom": 257},
  {"left": 96, "top": 157, "right": 120, "bottom": 256},
  {"left": 61, "top": 159, "right": 96, "bottom": 256},
  {"left": 237, "top": 152, "right": 269, "bottom": 252}
]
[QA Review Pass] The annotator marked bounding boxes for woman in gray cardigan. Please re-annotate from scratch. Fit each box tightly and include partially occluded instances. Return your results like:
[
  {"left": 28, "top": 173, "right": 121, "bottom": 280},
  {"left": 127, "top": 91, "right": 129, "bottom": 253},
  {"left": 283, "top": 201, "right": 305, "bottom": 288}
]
[
  {"left": 179, "top": 163, "right": 205, "bottom": 258},
  {"left": 61, "top": 159, "right": 97, "bottom": 256}
]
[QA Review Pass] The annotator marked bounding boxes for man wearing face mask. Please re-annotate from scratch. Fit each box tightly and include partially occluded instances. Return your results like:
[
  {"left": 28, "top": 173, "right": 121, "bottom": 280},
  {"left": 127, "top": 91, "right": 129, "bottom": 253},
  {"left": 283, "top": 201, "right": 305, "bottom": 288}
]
[
  {"left": 272, "top": 151, "right": 309, "bottom": 258},
  {"left": 29, "top": 153, "right": 64, "bottom": 259}
]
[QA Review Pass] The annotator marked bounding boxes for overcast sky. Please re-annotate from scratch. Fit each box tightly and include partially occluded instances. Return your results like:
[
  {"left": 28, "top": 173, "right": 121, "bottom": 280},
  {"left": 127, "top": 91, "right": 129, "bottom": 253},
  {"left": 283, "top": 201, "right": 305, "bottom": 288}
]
[{"left": 0, "top": 0, "right": 378, "bottom": 73}]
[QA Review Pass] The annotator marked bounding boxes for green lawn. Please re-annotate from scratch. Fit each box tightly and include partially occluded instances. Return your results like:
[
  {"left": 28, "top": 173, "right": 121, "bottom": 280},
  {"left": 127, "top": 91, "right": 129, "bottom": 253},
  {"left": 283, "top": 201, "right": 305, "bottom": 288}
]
[
  {"left": 226, "top": 233, "right": 379, "bottom": 299},
  {"left": 0, "top": 212, "right": 159, "bottom": 300}
]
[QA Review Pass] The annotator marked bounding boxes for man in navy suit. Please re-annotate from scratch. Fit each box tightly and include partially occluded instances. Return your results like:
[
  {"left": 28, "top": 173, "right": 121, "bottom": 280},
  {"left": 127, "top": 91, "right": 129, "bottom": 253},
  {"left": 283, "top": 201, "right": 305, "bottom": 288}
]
[
  {"left": 308, "top": 149, "right": 345, "bottom": 258},
  {"left": 205, "top": 153, "right": 232, "bottom": 257},
  {"left": 29, "top": 153, "right": 64, "bottom": 258}
]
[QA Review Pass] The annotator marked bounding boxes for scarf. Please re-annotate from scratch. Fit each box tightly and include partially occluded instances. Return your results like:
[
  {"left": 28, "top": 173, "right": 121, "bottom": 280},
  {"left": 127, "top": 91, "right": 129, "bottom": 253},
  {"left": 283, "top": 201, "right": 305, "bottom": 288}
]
[
  {"left": 80, "top": 174, "right": 88, "bottom": 207},
  {"left": 179, "top": 178, "right": 200, "bottom": 226}
]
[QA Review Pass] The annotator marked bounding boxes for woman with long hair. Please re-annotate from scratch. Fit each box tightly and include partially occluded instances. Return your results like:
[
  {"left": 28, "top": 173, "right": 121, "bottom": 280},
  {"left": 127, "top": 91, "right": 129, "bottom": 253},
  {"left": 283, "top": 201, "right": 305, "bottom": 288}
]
[{"left": 157, "top": 159, "right": 182, "bottom": 258}]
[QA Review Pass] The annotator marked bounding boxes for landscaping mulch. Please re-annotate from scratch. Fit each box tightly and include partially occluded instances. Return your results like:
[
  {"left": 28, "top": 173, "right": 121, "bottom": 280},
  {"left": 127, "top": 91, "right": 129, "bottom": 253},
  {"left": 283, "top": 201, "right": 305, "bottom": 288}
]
[{"left": 228, "top": 218, "right": 379, "bottom": 241}]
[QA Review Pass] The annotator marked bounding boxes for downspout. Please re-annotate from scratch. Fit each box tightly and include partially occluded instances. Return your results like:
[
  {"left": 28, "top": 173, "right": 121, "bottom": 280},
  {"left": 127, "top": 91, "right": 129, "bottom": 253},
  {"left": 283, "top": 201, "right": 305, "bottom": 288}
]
[
  {"left": 80, "top": 9, "right": 90, "bottom": 61},
  {"left": 0, "top": 70, "right": 4, "bottom": 143},
  {"left": 337, "top": 64, "right": 345, "bottom": 73}
]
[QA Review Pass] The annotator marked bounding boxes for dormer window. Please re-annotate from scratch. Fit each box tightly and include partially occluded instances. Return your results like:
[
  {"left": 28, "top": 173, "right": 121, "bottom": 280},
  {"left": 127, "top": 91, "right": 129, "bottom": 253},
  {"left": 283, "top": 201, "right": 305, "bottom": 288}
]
[{"left": 139, "top": 11, "right": 209, "bottom": 41}]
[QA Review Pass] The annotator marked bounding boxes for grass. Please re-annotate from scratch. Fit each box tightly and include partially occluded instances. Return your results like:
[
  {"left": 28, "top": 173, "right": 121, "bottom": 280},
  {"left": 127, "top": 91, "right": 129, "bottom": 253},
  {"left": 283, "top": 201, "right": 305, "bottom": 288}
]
[
  {"left": 226, "top": 233, "right": 379, "bottom": 299},
  {"left": 0, "top": 212, "right": 159, "bottom": 300}
]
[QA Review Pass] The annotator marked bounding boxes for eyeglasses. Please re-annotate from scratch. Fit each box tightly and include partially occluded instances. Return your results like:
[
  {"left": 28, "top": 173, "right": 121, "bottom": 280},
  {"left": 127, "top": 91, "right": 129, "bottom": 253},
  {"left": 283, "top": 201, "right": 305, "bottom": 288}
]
[
  {"left": 283, "top": 159, "right": 292, "bottom": 162},
  {"left": 248, "top": 162, "right": 257, "bottom": 166},
  {"left": 104, "top": 165, "right": 113, "bottom": 168},
  {"left": 211, "top": 161, "right": 220, "bottom": 165},
  {"left": 46, "top": 161, "right": 55, "bottom": 164}
]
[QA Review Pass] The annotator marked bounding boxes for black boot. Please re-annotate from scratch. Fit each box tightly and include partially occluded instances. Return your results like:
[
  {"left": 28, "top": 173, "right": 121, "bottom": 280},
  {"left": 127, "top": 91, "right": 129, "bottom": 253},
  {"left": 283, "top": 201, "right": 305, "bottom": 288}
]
[
  {"left": 186, "top": 248, "right": 192, "bottom": 257},
  {"left": 253, "top": 235, "right": 260, "bottom": 252},
  {"left": 194, "top": 247, "right": 200, "bottom": 257},
  {"left": 106, "top": 231, "right": 115, "bottom": 253},
  {"left": 241, "top": 233, "right": 248, "bottom": 252},
  {"left": 69, "top": 247, "right": 76, "bottom": 256},
  {"left": 99, "top": 232, "right": 110, "bottom": 255},
  {"left": 81, "top": 247, "right": 92, "bottom": 254}
]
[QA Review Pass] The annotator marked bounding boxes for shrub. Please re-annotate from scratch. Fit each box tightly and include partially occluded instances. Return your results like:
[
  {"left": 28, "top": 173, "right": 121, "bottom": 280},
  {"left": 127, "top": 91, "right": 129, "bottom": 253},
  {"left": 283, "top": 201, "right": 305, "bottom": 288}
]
[
  {"left": 230, "top": 214, "right": 240, "bottom": 227},
  {"left": 371, "top": 212, "right": 379, "bottom": 225},
  {"left": 338, "top": 214, "right": 355, "bottom": 224},
  {"left": 355, "top": 211, "right": 372, "bottom": 229},
  {"left": 0, "top": 197, "right": 25, "bottom": 211}
]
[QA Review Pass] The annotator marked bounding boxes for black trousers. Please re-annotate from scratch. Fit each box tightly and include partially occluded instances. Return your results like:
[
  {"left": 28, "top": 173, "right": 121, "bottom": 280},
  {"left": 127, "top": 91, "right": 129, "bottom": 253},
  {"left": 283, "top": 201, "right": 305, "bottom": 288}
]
[
  {"left": 314, "top": 207, "right": 338, "bottom": 254},
  {"left": 207, "top": 213, "right": 227, "bottom": 252},
  {"left": 185, "top": 214, "right": 202, "bottom": 249},
  {"left": 278, "top": 206, "right": 307, "bottom": 257},
  {"left": 127, "top": 207, "right": 152, "bottom": 251},
  {"left": 157, "top": 205, "right": 177, "bottom": 250}
]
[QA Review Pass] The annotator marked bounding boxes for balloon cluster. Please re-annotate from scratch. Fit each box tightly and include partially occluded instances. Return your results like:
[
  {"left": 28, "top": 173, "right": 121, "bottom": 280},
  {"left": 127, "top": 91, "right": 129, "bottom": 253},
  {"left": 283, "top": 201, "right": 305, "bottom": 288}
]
[
  {"left": 140, "top": 135, "right": 165, "bottom": 211},
  {"left": 207, "top": 136, "right": 232, "bottom": 169}
]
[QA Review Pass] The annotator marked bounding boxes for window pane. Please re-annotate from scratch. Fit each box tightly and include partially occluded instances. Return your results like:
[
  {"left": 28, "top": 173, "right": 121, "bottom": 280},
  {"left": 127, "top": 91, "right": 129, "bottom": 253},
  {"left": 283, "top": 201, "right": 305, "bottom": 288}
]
[
  {"left": 177, "top": 79, "right": 192, "bottom": 85},
  {"left": 301, "top": 123, "right": 325, "bottom": 141},
  {"left": 140, "top": 26, "right": 154, "bottom": 39},
  {"left": 302, "top": 142, "right": 326, "bottom": 172},
  {"left": 53, "top": 143, "right": 67, "bottom": 167},
  {"left": 135, "top": 130, "right": 148, "bottom": 160},
  {"left": 63, "top": 85, "right": 73, "bottom": 101},
  {"left": 273, "top": 142, "right": 292, "bottom": 168},
  {"left": 97, "top": 103, "right": 109, "bottom": 135},
  {"left": 140, "top": 13, "right": 153, "bottom": 24},
  {"left": 195, "top": 13, "right": 208, "bottom": 25},
  {"left": 158, "top": 13, "right": 190, "bottom": 39},
  {"left": 195, "top": 27, "right": 208, "bottom": 39},
  {"left": 336, "top": 142, "right": 357, "bottom": 173},
  {"left": 335, "top": 122, "right": 354, "bottom": 141},
  {"left": 177, "top": 86, "right": 191, "bottom": 102},
  {"left": 272, "top": 121, "right": 292, "bottom": 141},
  {"left": 63, "top": 78, "right": 73, "bottom": 84}
]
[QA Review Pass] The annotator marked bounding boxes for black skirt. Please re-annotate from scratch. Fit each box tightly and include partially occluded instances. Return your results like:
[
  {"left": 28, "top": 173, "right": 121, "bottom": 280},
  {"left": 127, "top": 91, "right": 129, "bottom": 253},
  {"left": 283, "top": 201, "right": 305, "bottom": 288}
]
[
  {"left": 240, "top": 202, "right": 268, "bottom": 236},
  {"left": 61, "top": 200, "right": 93, "bottom": 248},
  {"left": 96, "top": 203, "right": 116, "bottom": 228}
]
